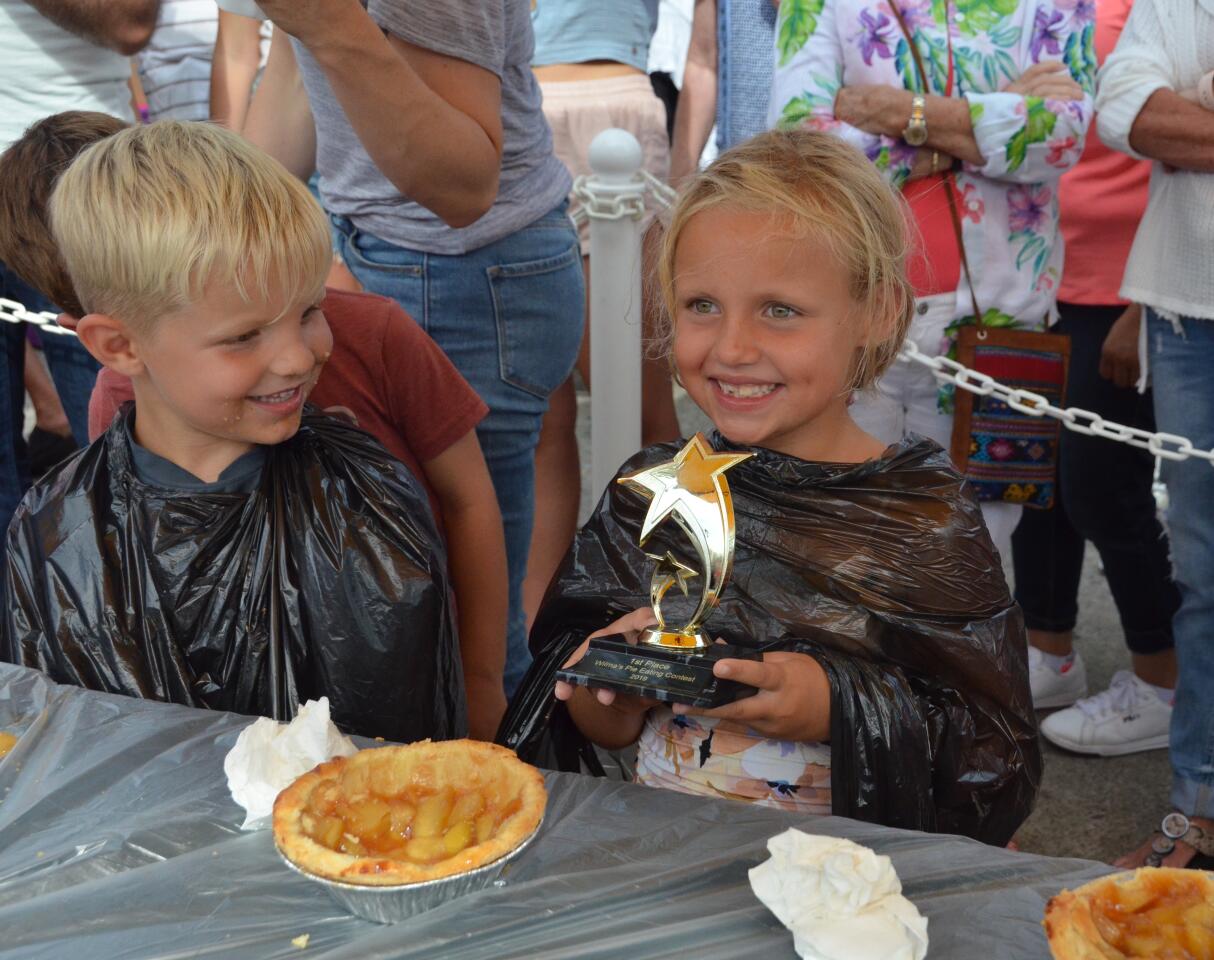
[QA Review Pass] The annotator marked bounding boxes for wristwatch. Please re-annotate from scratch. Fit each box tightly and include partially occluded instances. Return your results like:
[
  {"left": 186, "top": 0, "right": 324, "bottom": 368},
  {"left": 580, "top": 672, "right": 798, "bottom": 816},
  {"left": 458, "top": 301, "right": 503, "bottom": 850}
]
[{"left": 903, "top": 93, "right": 928, "bottom": 146}]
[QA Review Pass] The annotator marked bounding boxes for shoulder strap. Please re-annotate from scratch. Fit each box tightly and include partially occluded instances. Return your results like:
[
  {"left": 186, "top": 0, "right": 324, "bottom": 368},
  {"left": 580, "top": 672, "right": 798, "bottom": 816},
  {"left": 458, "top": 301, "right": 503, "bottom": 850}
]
[{"left": 886, "top": 1, "right": 984, "bottom": 322}]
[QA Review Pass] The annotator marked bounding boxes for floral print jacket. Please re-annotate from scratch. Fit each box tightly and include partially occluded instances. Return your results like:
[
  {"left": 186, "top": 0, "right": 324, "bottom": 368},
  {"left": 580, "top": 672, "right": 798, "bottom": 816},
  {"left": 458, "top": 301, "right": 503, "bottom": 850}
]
[{"left": 768, "top": 0, "right": 1097, "bottom": 334}]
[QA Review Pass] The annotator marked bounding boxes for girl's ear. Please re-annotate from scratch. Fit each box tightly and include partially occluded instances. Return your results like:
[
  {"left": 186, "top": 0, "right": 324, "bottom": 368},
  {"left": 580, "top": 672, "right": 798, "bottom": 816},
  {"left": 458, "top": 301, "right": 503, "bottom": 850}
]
[{"left": 75, "top": 314, "right": 146, "bottom": 377}]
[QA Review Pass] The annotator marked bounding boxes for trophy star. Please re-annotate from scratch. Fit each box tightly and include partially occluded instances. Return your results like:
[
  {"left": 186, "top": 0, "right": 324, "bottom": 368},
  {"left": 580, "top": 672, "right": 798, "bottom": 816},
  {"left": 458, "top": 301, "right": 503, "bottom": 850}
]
[
  {"left": 619, "top": 433, "right": 752, "bottom": 544},
  {"left": 645, "top": 550, "right": 699, "bottom": 597}
]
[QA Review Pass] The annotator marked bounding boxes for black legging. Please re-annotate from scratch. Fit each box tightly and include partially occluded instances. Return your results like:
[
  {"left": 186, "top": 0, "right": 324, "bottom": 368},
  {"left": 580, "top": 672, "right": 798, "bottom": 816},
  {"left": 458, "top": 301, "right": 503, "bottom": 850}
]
[{"left": 1011, "top": 302, "right": 1179, "bottom": 654}]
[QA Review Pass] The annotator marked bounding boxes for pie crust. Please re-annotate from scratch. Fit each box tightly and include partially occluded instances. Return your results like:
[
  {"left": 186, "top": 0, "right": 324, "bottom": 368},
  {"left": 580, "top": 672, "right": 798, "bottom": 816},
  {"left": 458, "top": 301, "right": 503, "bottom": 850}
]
[
  {"left": 273, "top": 739, "right": 547, "bottom": 887},
  {"left": 1044, "top": 867, "right": 1214, "bottom": 959}
]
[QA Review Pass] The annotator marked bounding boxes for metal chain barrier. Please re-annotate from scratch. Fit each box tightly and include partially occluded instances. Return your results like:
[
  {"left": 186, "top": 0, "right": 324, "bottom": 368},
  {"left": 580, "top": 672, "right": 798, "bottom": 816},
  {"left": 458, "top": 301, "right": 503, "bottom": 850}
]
[
  {"left": 0, "top": 297, "right": 76, "bottom": 336},
  {"left": 898, "top": 338, "right": 1214, "bottom": 466}
]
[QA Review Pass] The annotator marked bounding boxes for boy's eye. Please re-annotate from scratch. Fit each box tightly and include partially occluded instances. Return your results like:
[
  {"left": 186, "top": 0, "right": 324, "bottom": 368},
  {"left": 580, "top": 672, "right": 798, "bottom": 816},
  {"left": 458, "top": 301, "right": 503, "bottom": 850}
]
[
  {"left": 303, "top": 305, "right": 323, "bottom": 323},
  {"left": 765, "top": 303, "right": 798, "bottom": 320},
  {"left": 226, "top": 330, "right": 261, "bottom": 345}
]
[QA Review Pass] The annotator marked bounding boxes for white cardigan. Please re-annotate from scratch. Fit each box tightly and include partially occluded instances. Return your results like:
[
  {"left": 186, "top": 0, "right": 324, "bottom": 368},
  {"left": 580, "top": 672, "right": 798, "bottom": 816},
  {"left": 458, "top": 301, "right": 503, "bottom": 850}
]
[{"left": 1096, "top": 0, "right": 1214, "bottom": 321}]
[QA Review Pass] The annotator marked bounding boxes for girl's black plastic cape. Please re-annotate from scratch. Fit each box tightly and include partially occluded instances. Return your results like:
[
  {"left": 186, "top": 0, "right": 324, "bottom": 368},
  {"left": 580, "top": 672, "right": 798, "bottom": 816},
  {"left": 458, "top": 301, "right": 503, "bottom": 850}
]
[
  {"left": 499, "top": 434, "right": 1040, "bottom": 845},
  {"left": 2, "top": 406, "right": 466, "bottom": 743}
]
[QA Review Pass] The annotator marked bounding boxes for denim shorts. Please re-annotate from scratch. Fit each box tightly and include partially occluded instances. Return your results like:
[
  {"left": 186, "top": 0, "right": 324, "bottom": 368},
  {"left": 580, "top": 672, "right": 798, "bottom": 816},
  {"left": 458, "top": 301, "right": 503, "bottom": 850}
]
[{"left": 331, "top": 204, "right": 585, "bottom": 696}]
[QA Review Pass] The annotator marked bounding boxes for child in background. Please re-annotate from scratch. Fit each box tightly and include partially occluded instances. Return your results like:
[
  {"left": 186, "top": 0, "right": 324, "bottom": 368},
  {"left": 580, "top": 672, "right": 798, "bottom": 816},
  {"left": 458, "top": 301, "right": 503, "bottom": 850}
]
[
  {"left": 0, "top": 113, "right": 509, "bottom": 740},
  {"left": 506, "top": 130, "right": 1040, "bottom": 845},
  {"left": 1, "top": 121, "right": 471, "bottom": 742}
]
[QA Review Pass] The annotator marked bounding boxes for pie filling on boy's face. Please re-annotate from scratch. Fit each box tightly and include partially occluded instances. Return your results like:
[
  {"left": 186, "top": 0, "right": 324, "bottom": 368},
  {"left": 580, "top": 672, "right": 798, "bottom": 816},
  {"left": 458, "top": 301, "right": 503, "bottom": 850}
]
[
  {"left": 671, "top": 206, "right": 870, "bottom": 462},
  {"left": 128, "top": 279, "right": 333, "bottom": 483}
]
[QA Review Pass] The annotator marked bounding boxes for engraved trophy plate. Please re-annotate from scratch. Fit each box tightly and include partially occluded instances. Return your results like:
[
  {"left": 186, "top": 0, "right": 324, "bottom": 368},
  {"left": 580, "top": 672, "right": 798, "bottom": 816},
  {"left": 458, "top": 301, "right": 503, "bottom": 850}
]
[{"left": 556, "top": 433, "right": 760, "bottom": 708}]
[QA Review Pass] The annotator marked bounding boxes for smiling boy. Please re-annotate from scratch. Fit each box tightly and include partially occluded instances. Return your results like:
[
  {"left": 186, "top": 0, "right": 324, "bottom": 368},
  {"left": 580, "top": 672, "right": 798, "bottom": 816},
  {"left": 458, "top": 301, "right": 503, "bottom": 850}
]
[{"left": 1, "top": 121, "right": 466, "bottom": 740}]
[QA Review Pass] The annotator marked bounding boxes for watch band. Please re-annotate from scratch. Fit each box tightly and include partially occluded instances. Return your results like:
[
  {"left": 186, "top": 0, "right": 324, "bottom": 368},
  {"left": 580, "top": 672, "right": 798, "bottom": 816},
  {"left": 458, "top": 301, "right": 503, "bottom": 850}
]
[{"left": 903, "top": 93, "right": 928, "bottom": 145}]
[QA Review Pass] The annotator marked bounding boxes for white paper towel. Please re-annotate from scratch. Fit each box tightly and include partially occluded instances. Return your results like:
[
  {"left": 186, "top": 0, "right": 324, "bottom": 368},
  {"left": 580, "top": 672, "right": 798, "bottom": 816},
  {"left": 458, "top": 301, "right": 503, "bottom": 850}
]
[
  {"left": 749, "top": 830, "right": 928, "bottom": 960},
  {"left": 223, "top": 698, "right": 357, "bottom": 830}
]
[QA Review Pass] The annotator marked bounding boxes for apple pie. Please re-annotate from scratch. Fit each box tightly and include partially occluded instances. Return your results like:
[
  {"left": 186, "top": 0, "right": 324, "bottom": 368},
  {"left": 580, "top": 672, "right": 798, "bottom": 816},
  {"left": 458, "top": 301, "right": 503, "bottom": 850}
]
[
  {"left": 1045, "top": 867, "right": 1214, "bottom": 959},
  {"left": 273, "top": 739, "right": 546, "bottom": 886}
]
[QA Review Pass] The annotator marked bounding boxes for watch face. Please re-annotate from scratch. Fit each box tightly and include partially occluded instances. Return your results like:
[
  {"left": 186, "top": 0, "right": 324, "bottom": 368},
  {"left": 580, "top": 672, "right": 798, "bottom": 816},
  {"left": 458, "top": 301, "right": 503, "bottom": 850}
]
[
  {"left": 904, "top": 125, "right": 928, "bottom": 146},
  {"left": 1162, "top": 812, "right": 1190, "bottom": 840}
]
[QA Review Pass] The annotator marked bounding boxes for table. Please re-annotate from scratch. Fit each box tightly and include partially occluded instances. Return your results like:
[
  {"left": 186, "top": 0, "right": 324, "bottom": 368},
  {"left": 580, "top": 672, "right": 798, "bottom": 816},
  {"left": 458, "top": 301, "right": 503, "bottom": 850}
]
[{"left": 0, "top": 663, "right": 1110, "bottom": 959}]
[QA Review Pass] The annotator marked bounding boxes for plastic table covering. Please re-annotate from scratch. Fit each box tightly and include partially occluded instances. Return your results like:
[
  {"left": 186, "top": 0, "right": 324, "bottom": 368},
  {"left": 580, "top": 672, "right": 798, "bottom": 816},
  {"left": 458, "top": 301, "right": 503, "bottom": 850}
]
[{"left": 0, "top": 663, "right": 1110, "bottom": 960}]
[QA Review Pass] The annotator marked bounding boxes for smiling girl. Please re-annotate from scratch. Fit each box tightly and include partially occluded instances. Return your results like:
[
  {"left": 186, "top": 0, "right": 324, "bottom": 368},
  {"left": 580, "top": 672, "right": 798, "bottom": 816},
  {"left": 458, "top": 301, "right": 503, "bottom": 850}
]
[{"left": 504, "top": 130, "right": 1040, "bottom": 844}]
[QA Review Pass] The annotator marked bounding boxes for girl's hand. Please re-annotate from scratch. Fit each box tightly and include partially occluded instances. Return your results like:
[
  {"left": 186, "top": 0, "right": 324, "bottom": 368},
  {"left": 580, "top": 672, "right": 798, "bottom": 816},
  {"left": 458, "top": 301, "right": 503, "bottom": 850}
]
[
  {"left": 673, "top": 651, "right": 831, "bottom": 742},
  {"left": 554, "top": 608, "right": 661, "bottom": 716},
  {"left": 1004, "top": 62, "right": 1083, "bottom": 101}
]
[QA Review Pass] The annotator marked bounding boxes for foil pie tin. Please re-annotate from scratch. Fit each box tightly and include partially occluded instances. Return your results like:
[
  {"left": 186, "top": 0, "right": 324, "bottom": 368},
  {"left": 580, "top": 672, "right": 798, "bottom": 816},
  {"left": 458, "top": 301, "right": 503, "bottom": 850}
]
[{"left": 276, "top": 820, "right": 541, "bottom": 924}]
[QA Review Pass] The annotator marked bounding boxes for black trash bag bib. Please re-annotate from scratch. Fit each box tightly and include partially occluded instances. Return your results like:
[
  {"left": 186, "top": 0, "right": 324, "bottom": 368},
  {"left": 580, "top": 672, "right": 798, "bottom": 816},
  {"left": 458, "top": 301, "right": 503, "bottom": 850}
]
[
  {"left": 3, "top": 406, "right": 466, "bottom": 743},
  {"left": 499, "top": 433, "right": 1040, "bottom": 845}
]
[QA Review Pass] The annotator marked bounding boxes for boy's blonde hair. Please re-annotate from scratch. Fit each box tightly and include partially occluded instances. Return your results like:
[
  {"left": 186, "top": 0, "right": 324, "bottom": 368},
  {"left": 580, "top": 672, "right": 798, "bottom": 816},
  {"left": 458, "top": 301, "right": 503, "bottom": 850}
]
[
  {"left": 49, "top": 120, "right": 331, "bottom": 331},
  {"left": 657, "top": 129, "right": 916, "bottom": 391}
]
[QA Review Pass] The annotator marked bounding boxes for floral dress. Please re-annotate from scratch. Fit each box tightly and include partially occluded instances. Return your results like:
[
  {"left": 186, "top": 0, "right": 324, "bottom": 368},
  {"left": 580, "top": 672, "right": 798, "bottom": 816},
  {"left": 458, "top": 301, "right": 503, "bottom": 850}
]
[
  {"left": 768, "top": 0, "right": 1097, "bottom": 345},
  {"left": 635, "top": 707, "right": 833, "bottom": 814}
]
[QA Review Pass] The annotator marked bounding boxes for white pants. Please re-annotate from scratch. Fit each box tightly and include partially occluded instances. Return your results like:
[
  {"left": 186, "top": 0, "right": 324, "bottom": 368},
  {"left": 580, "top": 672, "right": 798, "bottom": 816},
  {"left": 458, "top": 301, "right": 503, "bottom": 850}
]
[{"left": 850, "top": 293, "right": 1021, "bottom": 562}]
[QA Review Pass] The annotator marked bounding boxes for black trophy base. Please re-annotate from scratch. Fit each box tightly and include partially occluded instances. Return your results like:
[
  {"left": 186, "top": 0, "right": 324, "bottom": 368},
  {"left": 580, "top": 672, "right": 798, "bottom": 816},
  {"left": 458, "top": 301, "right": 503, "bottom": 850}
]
[{"left": 555, "top": 634, "right": 759, "bottom": 708}]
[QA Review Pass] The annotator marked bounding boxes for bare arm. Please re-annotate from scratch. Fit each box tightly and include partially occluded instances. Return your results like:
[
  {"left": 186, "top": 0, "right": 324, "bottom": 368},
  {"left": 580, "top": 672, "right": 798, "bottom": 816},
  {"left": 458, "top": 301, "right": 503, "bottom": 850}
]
[
  {"left": 257, "top": 0, "right": 503, "bottom": 228},
  {"left": 21, "top": 0, "right": 159, "bottom": 55},
  {"left": 210, "top": 11, "right": 263, "bottom": 130},
  {"left": 669, "top": 0, "right": 717, "bottom": 185},
  {"left": 420, "top": 431, "right": 509, "bottom": 742},
  {"left": 834, "top": 86, "right": 986, "bottom": 166},
  {"left": 1128, "top": 89, "right": 1214, "bottom": 173},
  {"left": 242, "top": 30, "right": 316, "bottom": 181}
]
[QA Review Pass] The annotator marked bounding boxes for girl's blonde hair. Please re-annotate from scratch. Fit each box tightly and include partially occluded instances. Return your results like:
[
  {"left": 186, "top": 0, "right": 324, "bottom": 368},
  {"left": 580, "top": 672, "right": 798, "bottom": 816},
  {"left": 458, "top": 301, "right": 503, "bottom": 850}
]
[
  {"left": 49, "top": 120, "right": 331, "bottom": 332},
  {"left": 657, "top": 129, "right": 916, "bottom": 391}
]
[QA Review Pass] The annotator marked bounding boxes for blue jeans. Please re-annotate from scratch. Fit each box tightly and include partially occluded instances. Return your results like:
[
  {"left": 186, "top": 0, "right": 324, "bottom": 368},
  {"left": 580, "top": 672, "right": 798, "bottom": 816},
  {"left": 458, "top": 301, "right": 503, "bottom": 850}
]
[
  {"left": 1148, "top": 309, "right": 1214, "bottom": 819},
  {"left": 0, "top": 262, "right": 100, "bottom": 535},
  {"left": 331, "top": 206, "right": 585, "bottom": 697}
]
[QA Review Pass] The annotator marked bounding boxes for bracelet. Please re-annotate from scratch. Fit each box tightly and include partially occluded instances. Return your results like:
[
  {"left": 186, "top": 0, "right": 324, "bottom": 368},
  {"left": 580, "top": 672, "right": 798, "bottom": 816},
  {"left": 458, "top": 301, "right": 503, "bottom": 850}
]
[{"left": 1199, "top": 70, "right": 1214, "bottom": 112}]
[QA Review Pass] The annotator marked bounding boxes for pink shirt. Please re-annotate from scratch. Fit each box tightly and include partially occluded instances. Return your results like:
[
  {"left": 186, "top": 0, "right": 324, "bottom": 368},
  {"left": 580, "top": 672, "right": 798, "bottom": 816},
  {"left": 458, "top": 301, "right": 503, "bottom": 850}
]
[{"left": 1057, "top": 0, "right": 1151, "bottom": 306}]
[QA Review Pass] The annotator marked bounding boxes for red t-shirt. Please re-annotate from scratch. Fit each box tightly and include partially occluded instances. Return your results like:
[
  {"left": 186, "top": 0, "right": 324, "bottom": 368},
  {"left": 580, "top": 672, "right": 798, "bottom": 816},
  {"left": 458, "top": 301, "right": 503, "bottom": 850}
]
[
  {"left": 1057, "top": 0, "right": 1151, "bottom": 306},
  {"left": 86, "top": 288, "right": 488, "bottom": 524}
]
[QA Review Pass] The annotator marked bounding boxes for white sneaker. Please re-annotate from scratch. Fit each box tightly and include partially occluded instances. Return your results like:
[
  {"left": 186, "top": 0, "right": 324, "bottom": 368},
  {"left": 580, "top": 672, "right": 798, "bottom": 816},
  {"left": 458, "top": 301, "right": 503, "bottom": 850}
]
[
  {"left": 1028, "top": 646, "right": 1088, "bottom": 709},
  {"left": 1040, "top": 670, "right": 1172, "bottom": 757}
]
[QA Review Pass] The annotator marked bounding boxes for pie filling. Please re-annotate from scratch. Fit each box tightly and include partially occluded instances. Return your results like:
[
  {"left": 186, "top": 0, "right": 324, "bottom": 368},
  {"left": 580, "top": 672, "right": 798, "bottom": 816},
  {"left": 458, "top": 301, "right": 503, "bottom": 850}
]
[
  {"left": 1088, "top": 871, "right": 1214, "bottom": 958},
  {"left": 300, "top": 777, "right": 523, "bottom": 866},
  {"left": 0, "top": 731, "right": 16, "bottom": 758}
]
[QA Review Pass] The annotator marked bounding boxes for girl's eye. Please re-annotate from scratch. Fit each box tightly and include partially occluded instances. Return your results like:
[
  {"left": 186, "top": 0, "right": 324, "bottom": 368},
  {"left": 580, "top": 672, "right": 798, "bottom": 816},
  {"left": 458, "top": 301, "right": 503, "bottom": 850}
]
[
  {"left": 226, "top": 330, "right": 260, "bottom": 345},
  {"left": 766, "top": 303, "right": 798, "bottom": 320},
  {"left": 688, "top": 298, "right": 717, "bottom": 315},
  {"left": 303, "top": 306, "right": 323, "bottom": 323}
]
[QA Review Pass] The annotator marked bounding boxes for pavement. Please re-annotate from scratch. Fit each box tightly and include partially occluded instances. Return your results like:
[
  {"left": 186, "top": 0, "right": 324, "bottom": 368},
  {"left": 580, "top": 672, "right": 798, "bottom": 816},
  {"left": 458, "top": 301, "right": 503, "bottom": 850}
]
[{"left": 575, "top": 388, "right": 1168, "bottom": 866}]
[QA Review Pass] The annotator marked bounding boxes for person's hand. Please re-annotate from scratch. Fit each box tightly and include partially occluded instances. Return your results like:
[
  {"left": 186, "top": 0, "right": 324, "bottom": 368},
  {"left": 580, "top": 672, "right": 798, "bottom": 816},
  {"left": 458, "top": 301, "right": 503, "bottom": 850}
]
[
  {"left": 672, "top": 651, "right": 831, "bottom": 742},
  {"left": 834, "top": 84, "right": 908, "bottom": 135},
  {"left": 1099, "top": 304, "right": 1142, "bottom": 388},
  {"left": 905, "top": 148, "right": 957, "bottom": 181},
  {"left": 554, "top": 607, "right": 659, "bottom": 716},
  {"left": 1004, "top": 62, "right": 1082, "bottom": 101},
  {"left": 254, "top": 0, "right": 364, "bottom": 44}
]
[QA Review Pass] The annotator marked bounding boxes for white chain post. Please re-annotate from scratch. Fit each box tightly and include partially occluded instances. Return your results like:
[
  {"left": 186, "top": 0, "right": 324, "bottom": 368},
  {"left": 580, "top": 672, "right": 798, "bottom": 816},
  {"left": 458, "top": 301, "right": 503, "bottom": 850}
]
[{"left": 583, "top": 129, "right": 646, "bottom": 503}]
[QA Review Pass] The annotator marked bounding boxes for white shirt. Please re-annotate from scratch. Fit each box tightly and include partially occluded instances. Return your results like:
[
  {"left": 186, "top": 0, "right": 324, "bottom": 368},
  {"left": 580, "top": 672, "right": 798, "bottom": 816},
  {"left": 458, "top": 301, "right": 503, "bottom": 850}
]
[
  {"left": 0, "top": 0, "right": 134, "bottom": 150},
  {"left": 1096, "top": 0, "right": 1214, "bottom": 320},
  {"left": 137, "top": 0, "right": 219, "bottom": 121},
  {"left": 647, "top": 0, "right": 694, "bottom": 87}
]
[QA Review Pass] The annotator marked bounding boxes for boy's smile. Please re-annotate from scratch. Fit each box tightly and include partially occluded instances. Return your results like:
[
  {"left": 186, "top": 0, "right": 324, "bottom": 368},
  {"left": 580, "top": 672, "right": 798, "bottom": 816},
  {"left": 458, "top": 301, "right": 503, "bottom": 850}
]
[
  {"left": 117, "top": 279, "right": 333, "bottom": 482},
  {"left": 672, "top": 206, "right": 885, "bottom": 463}
]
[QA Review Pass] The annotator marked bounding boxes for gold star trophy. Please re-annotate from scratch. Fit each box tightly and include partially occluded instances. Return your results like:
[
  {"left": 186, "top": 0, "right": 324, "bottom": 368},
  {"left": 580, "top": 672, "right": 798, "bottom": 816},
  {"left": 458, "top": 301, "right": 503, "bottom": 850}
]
[{"left": 556, "top": 433, "right": 760, "bottom": 708}]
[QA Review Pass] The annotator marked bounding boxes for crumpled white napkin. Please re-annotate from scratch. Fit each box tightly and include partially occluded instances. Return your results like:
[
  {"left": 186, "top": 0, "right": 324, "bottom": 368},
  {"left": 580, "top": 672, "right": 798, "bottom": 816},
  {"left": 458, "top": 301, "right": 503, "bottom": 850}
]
[
  {"left": 749, "top": 829, "right": 929, "bottom": 960},
  {"left": 223, "top": 698, "right": 357, "bottom": 830}
]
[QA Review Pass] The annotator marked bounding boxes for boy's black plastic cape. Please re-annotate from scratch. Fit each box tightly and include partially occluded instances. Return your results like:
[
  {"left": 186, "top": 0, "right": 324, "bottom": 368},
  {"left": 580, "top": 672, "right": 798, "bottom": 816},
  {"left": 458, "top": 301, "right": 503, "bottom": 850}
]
[
  {"left": 2, "top": 407, "right": 466, "bottom": 743},
  {"left": 500, "top": 434, "right": 1040, "bottom": 845}
]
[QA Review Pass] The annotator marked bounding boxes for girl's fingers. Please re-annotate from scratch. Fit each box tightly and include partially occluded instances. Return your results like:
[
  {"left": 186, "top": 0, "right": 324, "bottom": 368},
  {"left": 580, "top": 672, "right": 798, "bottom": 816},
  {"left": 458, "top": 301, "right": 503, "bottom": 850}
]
[
  {"left": 554, "top": 680, "right": 574, "bottom": 701},
  {"left": 713, "top": 657, "right": 781, "bottom": 690}
]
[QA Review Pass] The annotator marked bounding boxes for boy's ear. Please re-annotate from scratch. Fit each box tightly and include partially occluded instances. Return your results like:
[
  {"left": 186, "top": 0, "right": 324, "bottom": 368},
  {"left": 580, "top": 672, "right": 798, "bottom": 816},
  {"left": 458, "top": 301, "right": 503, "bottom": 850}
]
[{"left": 74, "top": 314, "right": 145, "bottom": 377}]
